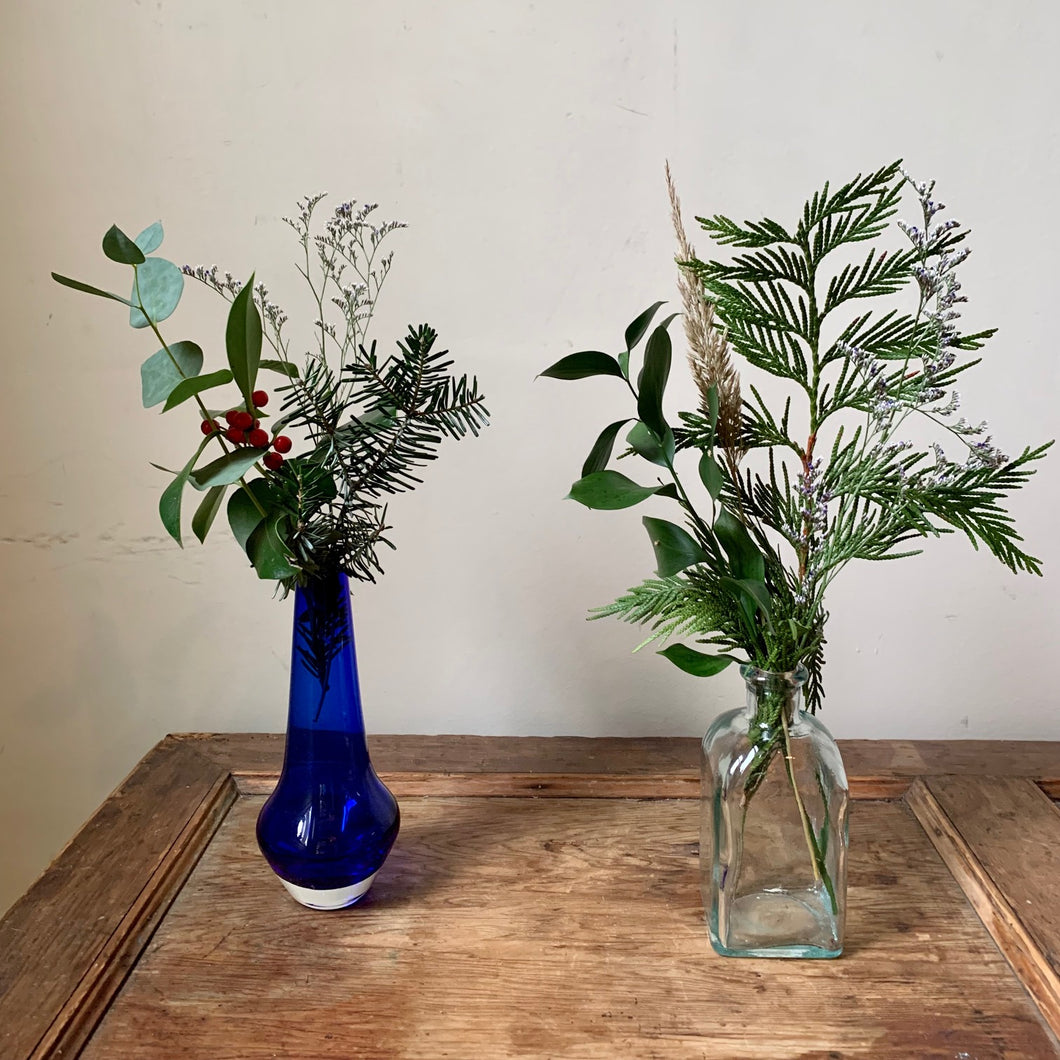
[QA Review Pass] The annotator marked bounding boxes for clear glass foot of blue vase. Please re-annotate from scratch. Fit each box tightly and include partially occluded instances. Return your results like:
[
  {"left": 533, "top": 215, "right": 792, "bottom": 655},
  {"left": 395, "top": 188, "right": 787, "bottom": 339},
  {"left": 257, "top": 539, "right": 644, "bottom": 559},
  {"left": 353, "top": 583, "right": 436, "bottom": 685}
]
[{"left": 256, "top": 572, "right": 400, "bottom": 909}]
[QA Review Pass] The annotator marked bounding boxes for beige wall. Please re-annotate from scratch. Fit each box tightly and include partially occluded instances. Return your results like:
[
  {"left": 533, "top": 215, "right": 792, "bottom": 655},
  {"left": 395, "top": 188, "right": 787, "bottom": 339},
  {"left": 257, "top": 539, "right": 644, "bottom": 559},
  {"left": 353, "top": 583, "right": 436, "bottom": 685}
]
[{"left": 2, "top": 0, "right": 1058, "bottom": 914}]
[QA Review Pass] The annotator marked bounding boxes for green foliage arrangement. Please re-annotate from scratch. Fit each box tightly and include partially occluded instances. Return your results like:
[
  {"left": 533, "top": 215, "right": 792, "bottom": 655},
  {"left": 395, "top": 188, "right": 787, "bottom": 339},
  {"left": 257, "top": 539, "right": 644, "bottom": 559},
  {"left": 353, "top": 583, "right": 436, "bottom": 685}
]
[
  {"left": 54, "top": 195, "right": 489, "bottom": 591},
  {"left": 543, "top": 161, "right": 1049, "bottom": 712}
]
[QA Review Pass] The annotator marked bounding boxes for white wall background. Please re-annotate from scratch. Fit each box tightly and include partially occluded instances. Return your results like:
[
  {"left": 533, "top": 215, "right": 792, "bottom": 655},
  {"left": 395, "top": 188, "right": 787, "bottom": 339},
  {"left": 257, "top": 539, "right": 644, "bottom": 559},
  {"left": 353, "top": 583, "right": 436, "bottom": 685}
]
[{"left": 1, "top": 0, "right": 1057, "bottom": 914}]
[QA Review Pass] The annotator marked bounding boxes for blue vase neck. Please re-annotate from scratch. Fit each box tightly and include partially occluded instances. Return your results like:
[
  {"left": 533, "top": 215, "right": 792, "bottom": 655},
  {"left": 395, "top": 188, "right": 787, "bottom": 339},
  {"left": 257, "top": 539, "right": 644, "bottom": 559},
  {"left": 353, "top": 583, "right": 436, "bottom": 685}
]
[{"left": 287, "top": 572, "right": 366, "bottom": 743}]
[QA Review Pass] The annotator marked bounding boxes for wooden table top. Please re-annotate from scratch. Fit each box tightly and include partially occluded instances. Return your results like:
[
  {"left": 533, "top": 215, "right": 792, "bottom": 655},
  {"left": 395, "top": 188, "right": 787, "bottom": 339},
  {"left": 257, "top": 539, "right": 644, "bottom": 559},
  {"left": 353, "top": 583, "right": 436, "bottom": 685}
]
[{"left": 2, "top": 735, "right": 1060, "bottom": 1059}]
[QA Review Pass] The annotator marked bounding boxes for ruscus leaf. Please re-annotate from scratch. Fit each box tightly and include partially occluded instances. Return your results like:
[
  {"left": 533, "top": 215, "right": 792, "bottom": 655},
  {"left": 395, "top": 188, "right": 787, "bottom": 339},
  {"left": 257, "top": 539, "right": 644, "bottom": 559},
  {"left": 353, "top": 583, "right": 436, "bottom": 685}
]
[
  {"left": 699, "top": 452, "right": 725, "bottom": 500},
  {"left": 642, "top": 516, "right": 708, "bottom": 577},
  {"left": 636, "top": 324, "right": 672, "bottom": 438},
  {"left": 714, "top": 506, "right": 766, "bottom": 582},
  {"left": 624, "top": 301, "right": 665, "bottom": 352},
  {"left": 657, "top": 644, "right": 737, "bottom": 677},
  {"left": 581, "top": 419, "right": 630, "bottom": 477},
  {"left": 627, "top": 421, "right": 675, "bottom": 467},
  {"left": 540, "top": 351, "right": 624, "bottom": 381},
  {"left": 567, "top": 470, "right": 664, "bottom": 510}
]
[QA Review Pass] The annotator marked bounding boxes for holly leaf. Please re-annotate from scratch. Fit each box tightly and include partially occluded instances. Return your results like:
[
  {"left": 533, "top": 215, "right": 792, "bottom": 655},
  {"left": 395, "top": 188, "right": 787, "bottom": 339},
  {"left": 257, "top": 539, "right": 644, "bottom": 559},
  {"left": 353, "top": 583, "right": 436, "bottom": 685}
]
[
  {"left": 189, "top": 448, "right": 263, "bottom": 490},
  {"left": 158, "top": 436, "right": 212, "bottom": 545},
  {"left": 226, "top": 275, "right": 262, "bottom": 407},
  {"left": 163, "top": 369, "right": 234, "bottom": 412},
  {"left": 191, "top": 485, "right": 227, "bottom": 544}
]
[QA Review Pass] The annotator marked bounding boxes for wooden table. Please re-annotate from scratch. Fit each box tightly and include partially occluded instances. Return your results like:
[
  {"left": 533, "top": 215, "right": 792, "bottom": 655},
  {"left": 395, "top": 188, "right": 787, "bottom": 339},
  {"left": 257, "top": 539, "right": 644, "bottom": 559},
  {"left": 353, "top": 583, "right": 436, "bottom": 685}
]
[{"left": 3, "top": 735, "right": 1060, "bottom": 1059}]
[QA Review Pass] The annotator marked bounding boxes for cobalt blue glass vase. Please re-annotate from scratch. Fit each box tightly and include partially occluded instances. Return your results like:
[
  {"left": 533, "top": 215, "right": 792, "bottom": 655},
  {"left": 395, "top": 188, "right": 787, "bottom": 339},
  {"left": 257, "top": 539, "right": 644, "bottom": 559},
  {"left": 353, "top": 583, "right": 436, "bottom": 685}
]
[{"left": 256, "top": 571, "right": 399, "bottom": 910}]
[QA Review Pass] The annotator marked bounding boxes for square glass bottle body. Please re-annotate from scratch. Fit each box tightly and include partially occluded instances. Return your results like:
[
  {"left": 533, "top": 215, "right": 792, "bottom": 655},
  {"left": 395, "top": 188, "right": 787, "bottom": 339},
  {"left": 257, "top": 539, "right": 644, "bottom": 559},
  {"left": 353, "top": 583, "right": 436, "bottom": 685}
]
[{"left": 701, "top": 665, "right": 849, "bottom": 958}]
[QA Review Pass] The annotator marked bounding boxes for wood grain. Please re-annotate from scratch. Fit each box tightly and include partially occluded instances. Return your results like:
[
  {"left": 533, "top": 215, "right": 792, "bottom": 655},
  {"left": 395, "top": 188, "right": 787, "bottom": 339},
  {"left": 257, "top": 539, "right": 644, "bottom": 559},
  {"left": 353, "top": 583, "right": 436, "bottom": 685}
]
[
  {"left": 0, "top": 737, "right": 230, "bottom": 1060},
  {"left": 193, "top": 732, "right": 1060, "bottom": 795},
  {"left": 5, "top": 735, "right": 1060, "bottom": 1060},
  {"left": 81, "top": 795, "right": 1058, "bottom": 1060},
  {"left": 908, "top": 776, "right": 1060, "bottom": 1035}
]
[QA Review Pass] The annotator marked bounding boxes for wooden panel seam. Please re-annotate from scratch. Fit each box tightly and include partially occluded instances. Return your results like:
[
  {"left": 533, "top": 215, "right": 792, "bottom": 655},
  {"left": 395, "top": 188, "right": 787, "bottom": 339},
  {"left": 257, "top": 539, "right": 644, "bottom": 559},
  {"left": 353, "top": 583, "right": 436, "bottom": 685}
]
[
  {"left": 233, "top": 770, "right": 912, "bottom": 800},
  {"left": 905, "top": 777, "right": 1060, "bottom": 1039},
  {"left": 30, "top": 772, "right": 239, "bottom": 1060}
]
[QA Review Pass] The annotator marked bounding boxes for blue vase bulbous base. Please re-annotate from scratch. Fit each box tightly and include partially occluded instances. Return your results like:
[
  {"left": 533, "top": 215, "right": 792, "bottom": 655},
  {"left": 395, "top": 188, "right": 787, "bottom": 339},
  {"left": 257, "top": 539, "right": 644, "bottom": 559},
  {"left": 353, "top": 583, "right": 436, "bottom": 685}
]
[{"left": 277, "top": 871, "right": 380, "bottom": 910}]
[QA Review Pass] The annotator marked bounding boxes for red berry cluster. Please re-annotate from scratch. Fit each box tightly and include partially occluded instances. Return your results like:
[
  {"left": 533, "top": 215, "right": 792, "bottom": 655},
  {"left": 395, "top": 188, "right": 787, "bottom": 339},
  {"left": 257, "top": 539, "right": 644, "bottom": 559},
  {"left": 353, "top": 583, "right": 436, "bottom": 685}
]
[{"left": 199, "top": 390, "right": 293, "bottom": 471}]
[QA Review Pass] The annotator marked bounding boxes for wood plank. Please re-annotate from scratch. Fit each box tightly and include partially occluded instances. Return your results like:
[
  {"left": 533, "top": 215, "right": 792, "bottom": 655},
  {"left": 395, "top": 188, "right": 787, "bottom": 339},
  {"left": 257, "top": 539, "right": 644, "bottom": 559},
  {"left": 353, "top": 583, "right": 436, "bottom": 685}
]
[
  {"left": 81, "top": 795, "right": 1058, "bottom": 1059},
  {"left": 908, "top": 776, "right": 1060, "bottom": 1037},
  {"left": 236, "top": 769, "right": 908, "bottom": 800},
  {"left": 190, "top": 732, "right": 1060, "bottom": 785},
  {"left": 0, "top": 737, "right": 232, "bottom": 1060}
]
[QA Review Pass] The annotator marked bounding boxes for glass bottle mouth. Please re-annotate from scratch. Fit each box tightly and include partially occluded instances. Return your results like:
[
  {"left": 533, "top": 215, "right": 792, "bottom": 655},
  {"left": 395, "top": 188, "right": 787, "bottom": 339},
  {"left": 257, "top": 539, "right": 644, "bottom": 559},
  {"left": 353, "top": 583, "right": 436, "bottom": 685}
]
[{"left": 739, "top": 663, "right": 809, "bottom": 691}]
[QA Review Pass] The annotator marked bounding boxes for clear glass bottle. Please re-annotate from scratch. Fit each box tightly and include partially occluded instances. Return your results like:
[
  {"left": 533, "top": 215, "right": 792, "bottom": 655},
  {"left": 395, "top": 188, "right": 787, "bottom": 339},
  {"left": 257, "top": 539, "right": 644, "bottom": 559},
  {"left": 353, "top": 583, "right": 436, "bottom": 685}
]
[
  {"left": 257, "top": 572, "right": 400, "bottom": 910},
  {"left": 701, "top": 664, "right": 848, "bottom": 957}
]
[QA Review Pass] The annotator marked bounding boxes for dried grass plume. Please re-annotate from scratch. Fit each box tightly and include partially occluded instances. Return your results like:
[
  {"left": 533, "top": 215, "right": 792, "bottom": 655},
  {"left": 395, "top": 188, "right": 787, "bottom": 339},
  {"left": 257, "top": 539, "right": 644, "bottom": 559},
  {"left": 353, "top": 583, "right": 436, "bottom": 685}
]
[{"left": 666, "top": 162, "right": 743, "bottom": 458}]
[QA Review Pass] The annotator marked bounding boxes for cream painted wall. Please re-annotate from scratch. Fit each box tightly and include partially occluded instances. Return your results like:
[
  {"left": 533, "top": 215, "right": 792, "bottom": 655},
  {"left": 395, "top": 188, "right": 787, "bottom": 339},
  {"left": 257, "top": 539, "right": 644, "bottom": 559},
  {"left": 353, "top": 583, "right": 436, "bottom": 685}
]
[{"left": 1, "top": 0, "right": 1058, "bottom": 914}]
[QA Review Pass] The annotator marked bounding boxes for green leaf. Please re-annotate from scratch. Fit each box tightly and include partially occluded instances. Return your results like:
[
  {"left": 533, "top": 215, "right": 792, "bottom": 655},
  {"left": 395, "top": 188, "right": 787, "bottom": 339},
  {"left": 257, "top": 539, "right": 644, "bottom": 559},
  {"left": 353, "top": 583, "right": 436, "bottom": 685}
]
[
  {"left": 636, "top": 325, "right": 672, "bottom": 438},
  {"left": 135, "top": 221, "right": 163, "bottom": 255},
  {"left": 190, "top": 447, "right": 262, "bottom": 490},
  {"left": 140, "top": 341, "right": 204, "bottom": 408},
  {"left": 158, "top": 436, "right": 211, "bottom": 545},
  {"left": 567, "top": 470, "right": 664, "bottom": 510},
  {"left": 706, "top": 384, "right": 720, "bottom": 432},
  {"left": 655, "top": 482, "right": 680, "bottom": 500},
  {"left": 260, "top": 358, "right": 299, "bottom": 379},
  {"left": 228, "top": 479, "right": 272, "bottom": 551},
  {"left": 52, "top": 272, "right": 135, "bottom": 307},
  {"left": 102, "top": 224, "right": 145, "bottom": 266},
  {"left": 642, "top": 516, "right": 708, "bottom": 577},
  {"left": 699, "top": 452, "right": 725, "bottom": 500},
  {"left": 657, "top": 644, "right": 737, "bottom": 677},
  {"left": 540, "top": 351, "right": 624, "bottom": 381},
  {"left": 627, "top": 421, "right": 675, "bottom": 467},
  {"left": 720, "top": 576, "right": 773, "bottom": 629},
  {"left": 192, "top": 485, "right": 227, "bottom": 544},
  {"left": 624, "top": 301, "right": 665, "bottom": 351},
  {"left": 130, "top": 257, "right": 184, "bottom": 328},
  {"left": 582, "top": 419, "right": 630, "bottom": 477},
  {"left": 227, "top": 276, "right": 262, "bottom": 406},
  {"left": 162, "top": 368, "right": 234, "bottom": 412},
  {"left": 714, "top": 506, "right": 765, "bottom": 581},
  {"left": 247, "top": 513, "right": 297, "bottom": 580},
  {"left": 617, "top": 350, "right": 630, "bottom": 379}
]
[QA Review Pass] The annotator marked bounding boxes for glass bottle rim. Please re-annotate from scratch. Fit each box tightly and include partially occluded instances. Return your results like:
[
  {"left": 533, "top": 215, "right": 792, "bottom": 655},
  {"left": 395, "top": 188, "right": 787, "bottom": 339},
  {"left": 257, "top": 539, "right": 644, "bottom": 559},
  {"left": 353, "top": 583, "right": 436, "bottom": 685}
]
[{"left": 738, "top": 662, "right": 809, "bottom": 688}]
